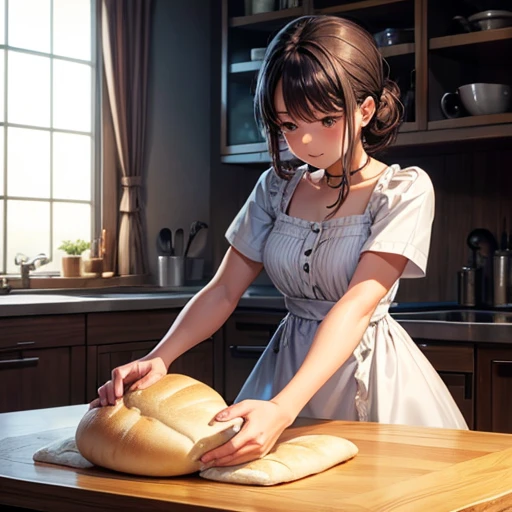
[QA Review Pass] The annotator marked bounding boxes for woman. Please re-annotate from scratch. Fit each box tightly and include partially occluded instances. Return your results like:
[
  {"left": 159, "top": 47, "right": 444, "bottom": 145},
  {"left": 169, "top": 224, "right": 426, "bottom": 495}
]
[{"left": 95, "top": 15, "right": 468, "bottom": 470}]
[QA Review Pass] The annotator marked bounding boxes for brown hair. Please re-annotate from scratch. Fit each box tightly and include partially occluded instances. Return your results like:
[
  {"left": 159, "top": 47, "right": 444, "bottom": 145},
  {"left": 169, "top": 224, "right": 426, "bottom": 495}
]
[{"left": 254, "top": 15, "right": 403, "bottom": 214}]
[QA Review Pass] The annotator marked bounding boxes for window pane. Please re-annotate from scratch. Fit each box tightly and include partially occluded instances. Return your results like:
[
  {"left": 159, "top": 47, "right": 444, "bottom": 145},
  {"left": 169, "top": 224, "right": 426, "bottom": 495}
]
[
  {"left": 8, "top": 0, "right": 50, "bottom": 53},
  {"left": 0, "top": 200, "right": 3, "bottom": 272},
  {"left": 54, "top": 0, "right": 91, "bottom": 61},
  {"left": 52, "top": 202, "right": 91, "bottom": 272},
  {"left": 6, "top": 199, "right": 50, "bottom": 274},
  {"left": 8, "top": 127, "right": 50, "bottom": 199},
  {"left": 0, "top": 127, "right": 3, "bottom": 196},
  {"left": 0, "top": 0, "right": 5, "bottom": 46},
  {"left": 0, "top": 50, "right": 4, "bottom": 123},
  {"left": 8, "top": 52, "right": 50, "bottom": 127},
  {"left": 53, "top": 132, "right": 91, "bottom": 201},
  {"left": 53, "top": 59, "right": 91, "bottom": 132}
]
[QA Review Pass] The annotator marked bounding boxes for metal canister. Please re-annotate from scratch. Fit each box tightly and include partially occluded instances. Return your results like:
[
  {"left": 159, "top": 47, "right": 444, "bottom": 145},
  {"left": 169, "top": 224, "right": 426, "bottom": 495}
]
[
  {"left": 457, "top": 266, "right": 480, "bottom": 307},
  {"left": 493, "top": 251, "right": 510, "bottom": 306}
]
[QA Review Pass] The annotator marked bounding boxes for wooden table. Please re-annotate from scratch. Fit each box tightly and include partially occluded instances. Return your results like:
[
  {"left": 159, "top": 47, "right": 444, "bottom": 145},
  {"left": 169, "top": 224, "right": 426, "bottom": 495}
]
[{"left": 1, "top": 405, "right": 512, "bottom": 511}]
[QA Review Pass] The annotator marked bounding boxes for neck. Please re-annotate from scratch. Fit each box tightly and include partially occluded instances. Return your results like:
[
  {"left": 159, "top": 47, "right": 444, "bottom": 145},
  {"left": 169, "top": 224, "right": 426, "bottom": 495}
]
[{"left": 324, "top": 149, "right": 370, "bottom": 185}]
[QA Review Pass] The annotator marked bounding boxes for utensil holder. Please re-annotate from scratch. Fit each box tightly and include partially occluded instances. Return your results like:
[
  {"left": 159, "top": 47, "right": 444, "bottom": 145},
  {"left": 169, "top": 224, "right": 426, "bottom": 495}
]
[{"left": 158, "top": 256, "right": 185, "bottom": 287}]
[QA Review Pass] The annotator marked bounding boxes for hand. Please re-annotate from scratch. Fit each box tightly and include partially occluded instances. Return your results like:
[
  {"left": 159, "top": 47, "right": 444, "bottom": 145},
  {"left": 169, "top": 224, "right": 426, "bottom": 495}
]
[
  {"left": 199, "top": 399, "right": 295, "bottom": 468},
  {"left": 92, "top": 356, "right": 168, "bottom": 408}
]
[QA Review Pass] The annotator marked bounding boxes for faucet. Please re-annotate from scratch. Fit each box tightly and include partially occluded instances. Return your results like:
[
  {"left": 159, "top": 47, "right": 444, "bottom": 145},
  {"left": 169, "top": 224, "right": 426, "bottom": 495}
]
[
  {"left": 14, "top": 253, "right": 50, "bottom": 288},
  {"left": 0, "top": 277, "right": 11, "bottom": 295}
]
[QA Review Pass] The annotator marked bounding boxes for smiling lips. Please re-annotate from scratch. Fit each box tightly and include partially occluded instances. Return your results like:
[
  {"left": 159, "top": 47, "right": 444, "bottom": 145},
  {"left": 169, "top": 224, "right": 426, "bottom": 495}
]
[{"left": 308, "top": 153, "right": 324, "bottom": 158}]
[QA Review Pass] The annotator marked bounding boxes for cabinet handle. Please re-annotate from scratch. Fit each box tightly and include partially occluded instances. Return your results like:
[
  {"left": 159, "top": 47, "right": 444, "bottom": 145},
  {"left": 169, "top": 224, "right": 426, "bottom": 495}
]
[
  {"left": 494, "top": 360, "right": 512, "bottom": 365},
  {"left": 0, "top": 341, "right": 37, "bottom": 353},
  {"left": 0, "top": 357, "right": 39, "bottom": 370},
  {"left": 229, "top": 345, "right": 265, "bottom": 358}
]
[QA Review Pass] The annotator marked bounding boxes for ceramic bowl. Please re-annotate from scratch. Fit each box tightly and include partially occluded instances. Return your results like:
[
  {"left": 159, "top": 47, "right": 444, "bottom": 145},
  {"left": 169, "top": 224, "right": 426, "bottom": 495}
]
[{"left": 458, "top": 83, "right": 511, "bottom": 116}]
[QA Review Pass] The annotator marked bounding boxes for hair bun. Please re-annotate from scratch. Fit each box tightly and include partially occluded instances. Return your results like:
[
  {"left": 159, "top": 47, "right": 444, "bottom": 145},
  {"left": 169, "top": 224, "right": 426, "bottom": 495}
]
[{"left": 363, "top": 79, "right": 404, "bottom": 155}]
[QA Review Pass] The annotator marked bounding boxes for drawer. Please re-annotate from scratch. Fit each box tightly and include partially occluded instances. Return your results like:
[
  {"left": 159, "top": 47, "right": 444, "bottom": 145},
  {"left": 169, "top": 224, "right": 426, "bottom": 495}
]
[
  {"left": 416, "top": 341, "right": 474, "bottom": 373},
  {"left": 87, "top": 309, "right": 179, "bottom": 345},
  {"left": 0, "top": 314, "right": 85, "bottom": 350}
]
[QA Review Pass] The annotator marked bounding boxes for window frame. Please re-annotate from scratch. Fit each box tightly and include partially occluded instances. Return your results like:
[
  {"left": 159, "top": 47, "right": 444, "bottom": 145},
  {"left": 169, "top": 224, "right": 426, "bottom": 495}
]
[{"left": 0, "top": 0, "right": 101, "bottom": 277}]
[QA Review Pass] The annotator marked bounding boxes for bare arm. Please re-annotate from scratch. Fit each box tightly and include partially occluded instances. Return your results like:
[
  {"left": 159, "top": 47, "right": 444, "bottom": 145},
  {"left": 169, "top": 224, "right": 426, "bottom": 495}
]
[
  {"left": 200, "top": 250, "right": 409, "bottom": 466},
  {"left": 96, "top": 246, "right": 263, "bottom": 406},
  {"left": 147, "top": 246, "right": 263, "bottom": 367}
]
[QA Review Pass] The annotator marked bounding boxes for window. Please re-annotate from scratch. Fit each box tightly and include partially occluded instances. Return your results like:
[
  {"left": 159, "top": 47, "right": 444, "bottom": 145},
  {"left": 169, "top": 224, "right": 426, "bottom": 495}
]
[{"left": 0, "top": 0, "right": 98, "bottom": 275}]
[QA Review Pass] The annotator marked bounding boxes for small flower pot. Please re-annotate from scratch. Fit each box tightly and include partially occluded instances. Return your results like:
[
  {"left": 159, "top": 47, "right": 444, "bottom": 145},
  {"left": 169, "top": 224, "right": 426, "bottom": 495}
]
[{"left": 61, "top": 255, "right": 82, "bottom": 278}]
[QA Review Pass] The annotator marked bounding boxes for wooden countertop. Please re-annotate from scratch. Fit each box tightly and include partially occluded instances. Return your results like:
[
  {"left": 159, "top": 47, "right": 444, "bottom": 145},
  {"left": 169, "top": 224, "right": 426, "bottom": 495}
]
[{"left": 1, "top": 405, "right": 512, "bottom": 511}]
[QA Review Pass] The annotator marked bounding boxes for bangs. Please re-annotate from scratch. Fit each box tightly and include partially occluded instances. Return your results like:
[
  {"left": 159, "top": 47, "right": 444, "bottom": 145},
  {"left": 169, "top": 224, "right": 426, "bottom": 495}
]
[
  {"left": 281, "top": 55, "right": 345, "bottom": 123},
  {"left": 256, "top": 47, "right": 346, "bottom": 132}
]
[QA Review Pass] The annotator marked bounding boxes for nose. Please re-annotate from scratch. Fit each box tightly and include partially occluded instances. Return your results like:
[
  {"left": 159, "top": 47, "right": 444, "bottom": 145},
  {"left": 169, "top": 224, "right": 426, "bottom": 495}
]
[{"left": 302, "top": 133, "right": 312, "bottom": 145}]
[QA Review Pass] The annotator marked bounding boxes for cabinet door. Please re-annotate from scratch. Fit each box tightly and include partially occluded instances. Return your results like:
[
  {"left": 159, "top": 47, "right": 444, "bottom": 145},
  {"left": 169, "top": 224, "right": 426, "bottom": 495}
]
[
  {"left": 223, "top": 312, "right": 283, "bottom": 403},
  {"left": 87, "top": 340, "right": 214, "bottom": 402},
  {"left": 0, "top": 346, "right": 85, "bottom": 413},
  {"left": 416, "top": 342, "right": 474, "bottom": 429},
  {"left": 476, "top": 347, "right": 512, "bottom": 433}
]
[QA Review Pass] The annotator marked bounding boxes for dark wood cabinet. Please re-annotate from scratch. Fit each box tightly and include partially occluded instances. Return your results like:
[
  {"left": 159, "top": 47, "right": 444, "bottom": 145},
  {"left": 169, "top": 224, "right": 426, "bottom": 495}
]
[
  {"left": 476, "top": 346, "right": 512, "bottom": 434},
  {"left": 86, "top": 340, "right": 214, "bottom": 403},
  {"left": 222, "top": 310, "right": 284, "bottom": 403},
  {"left": 0, "top": 315, "right": 86, "bottom": 412},
  {"left": 85, "top": 309, "right": 214, "bottom": 403},
  {"left": 416, "top": 341, "right": 475, "bottom": 429}
]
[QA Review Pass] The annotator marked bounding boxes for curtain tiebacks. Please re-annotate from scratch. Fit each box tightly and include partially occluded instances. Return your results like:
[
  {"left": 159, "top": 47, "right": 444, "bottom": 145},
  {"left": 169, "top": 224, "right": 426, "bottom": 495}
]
[{"left": 121, "top": 176, "right": 142, "bottom": 187}]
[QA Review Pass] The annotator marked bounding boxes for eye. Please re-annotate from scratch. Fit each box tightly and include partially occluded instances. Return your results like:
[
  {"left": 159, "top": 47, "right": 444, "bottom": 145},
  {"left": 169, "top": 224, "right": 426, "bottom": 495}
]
[
  {"left": 280, "top": 122, "right": 298, "bottom": 133},
  {"left": 321, "top": 116, "right": 339, "bottom": 128}
]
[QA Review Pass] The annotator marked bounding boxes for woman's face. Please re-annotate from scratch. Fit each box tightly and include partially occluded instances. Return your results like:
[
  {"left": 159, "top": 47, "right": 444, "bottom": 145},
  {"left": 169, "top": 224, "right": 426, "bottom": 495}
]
[{"left": 274, "top": 80, "right": 347, "bottom": 170}]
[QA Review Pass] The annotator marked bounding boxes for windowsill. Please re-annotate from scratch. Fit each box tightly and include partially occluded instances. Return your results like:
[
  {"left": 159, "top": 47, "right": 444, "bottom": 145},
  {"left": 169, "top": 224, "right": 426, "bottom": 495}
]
[{"left": 3, "top": 273, "right": 149, "bottom": 291}]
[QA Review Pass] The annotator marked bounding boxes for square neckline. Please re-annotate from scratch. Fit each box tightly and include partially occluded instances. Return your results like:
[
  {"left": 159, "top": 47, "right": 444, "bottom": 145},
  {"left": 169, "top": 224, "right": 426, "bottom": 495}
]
[{"left": 280, "top": 164, "right": 395, "bottom": 227}]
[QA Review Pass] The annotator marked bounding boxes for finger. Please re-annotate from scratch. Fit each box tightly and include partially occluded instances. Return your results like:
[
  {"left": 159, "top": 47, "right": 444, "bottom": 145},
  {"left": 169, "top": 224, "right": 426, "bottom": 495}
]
[
  {"left": 112, "top": 364, "right": 140, "bottom": 399},
  {"left": 130, "top": 371, "right": 162, "bottom": 391},
  {"left": 201, "top": 426, "right": 251, "bottom": 463},
  {"left": 211, "top": 400, "right": 254, "bottom": 424},
  {"left": 97, "top": 382, "right": 110, "bottom": 406},
  {"left": 106, "top": 379, "right": 117, "bottom": 405},
  {"left": 202, "top": 443, "right": 266, "bottom": 469},
  {"left": 88, "top": 398, "right": 100, "bottom": 410}
]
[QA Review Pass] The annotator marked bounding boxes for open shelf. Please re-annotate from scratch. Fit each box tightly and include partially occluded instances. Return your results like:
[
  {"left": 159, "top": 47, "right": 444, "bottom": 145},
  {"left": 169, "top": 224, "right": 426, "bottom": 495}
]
[
  {"left": 428, "top": 113, "right": 512, "bottom": 131},
  {"left": 317, "top": 0, "right": 409, "bottom": 15},
  {"left": 221, "top": 121, "right": 419, "bottom": 162},
  {"left": 380, "top": 42, "right": 415, "bottom": 58},
  {"left": 400, "top": 121, "right": 419, "bottom": 132},
  {"left": 315, "top": 0, "right": 414, "bottom": 30},
  {"left": 429, "top": 28, "right": 512, "bottom": 61},
  {"left": 430, "top": 27, "right": 512, "bottom": 51},
  {"left": 221, "top": 122, "right": 512, "bottom": 163},
  {"left": 230, "top": 60, "right": 262, "bottom": 75},
  {"left": 229, "top": 41, "right": 415, "bottom": 75},
  {"left": 230, "top": 7, "right": 303, "bottom": 29}
]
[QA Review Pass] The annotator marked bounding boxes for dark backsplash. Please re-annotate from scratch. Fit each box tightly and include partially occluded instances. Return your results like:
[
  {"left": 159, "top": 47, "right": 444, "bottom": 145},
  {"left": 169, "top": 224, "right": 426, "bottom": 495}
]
[{"left": 211, "top": 139, "right": 512, "bottom": 302}]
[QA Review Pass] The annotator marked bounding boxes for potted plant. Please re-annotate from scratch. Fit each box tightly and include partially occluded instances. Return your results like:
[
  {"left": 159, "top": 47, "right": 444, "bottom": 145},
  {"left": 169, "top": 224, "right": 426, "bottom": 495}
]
[{"left": 58, "top": 239, "right": 90, "bottom": 278}]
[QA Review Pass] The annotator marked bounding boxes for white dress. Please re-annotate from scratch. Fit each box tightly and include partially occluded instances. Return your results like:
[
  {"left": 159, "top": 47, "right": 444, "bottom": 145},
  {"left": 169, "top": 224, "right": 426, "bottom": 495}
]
[{"left": 225, "top": 164, "right": 468, "bottom": 429}]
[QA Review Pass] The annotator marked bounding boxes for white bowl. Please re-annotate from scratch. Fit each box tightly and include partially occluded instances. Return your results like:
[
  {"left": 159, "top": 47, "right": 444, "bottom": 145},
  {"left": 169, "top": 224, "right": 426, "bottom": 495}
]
[{"left": 459, "top": 83, "right": 511, "bottom": 116}]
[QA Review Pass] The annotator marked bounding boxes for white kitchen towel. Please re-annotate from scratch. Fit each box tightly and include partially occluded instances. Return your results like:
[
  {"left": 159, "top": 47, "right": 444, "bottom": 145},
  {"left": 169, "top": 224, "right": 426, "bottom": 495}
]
[{"left": 33, "top": 436, "right": 93, "bottom": 469}]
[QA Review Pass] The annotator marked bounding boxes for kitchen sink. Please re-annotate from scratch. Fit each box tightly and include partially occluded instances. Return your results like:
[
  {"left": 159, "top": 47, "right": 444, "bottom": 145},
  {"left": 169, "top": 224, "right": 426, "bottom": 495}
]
[{"left": 391, "top": 309, "right": 512, "bottom": 324}]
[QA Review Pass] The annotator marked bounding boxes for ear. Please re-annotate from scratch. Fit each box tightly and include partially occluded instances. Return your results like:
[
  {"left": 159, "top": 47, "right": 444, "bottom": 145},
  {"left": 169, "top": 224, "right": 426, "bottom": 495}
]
[{"left": 359, "top": 96, "right": 376, "bottom": 128}]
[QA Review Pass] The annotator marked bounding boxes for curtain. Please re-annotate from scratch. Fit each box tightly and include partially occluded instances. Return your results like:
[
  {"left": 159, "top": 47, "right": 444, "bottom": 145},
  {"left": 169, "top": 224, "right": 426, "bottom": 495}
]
[{"left": 101, "top": 0, "right": 152, "bottom": 276}]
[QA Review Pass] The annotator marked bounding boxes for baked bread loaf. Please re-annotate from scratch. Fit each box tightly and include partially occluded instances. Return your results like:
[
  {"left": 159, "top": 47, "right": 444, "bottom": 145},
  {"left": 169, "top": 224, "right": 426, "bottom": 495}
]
[
  {"left": 76, "top": 373, "right": 359, "bottom": 484},
  {"left": 75, "top": 374, "right": 244, "bottom": 476},
  {"left": 200, "top": 434, "right": 358, "bottom": 486}
]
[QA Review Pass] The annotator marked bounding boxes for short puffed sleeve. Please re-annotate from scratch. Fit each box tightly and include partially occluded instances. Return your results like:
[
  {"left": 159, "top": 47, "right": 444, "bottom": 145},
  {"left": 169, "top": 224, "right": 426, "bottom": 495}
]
[
  {"left": 360, "top": 165, "right": 435, "bottom": 278},
  {"left": 225, "top": 168, "right": 284, "bottom": 262}
]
